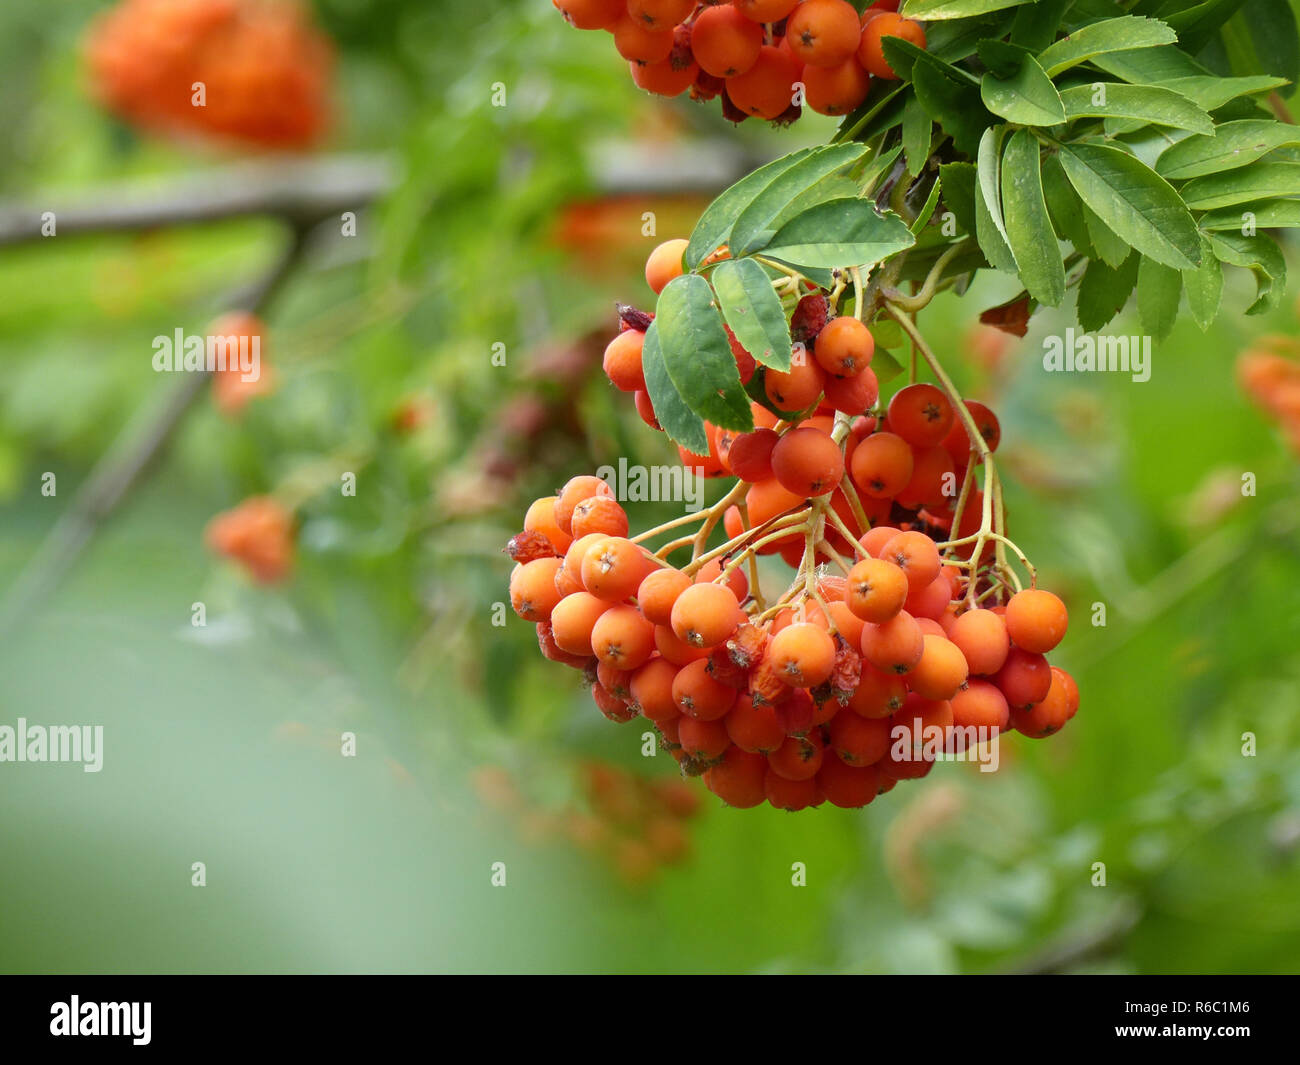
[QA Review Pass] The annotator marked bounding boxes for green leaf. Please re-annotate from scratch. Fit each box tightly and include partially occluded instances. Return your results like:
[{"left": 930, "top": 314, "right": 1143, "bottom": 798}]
[
  {"left": 901, "top": 0, "right": 1031, "bottom": 18},
  {"left": 1059, "top": 83, "right": 1214, "bottom": 134},
  {"left": 1057, "top": 141, "right": 1202, "bottom": 269},
  {"left": 1155, "top": 75, "right": 1288, "bottom": 112},
  {"left": 902, "top": 95, "right": 932, "bottom": 178},
  {"left": 980, "top": 53, "right": 1066, "bottom": 125},
  {"left": 1041, "top": 153, "right": 1094, "bottom": 254},
  {"left": 938, "top": 161, "right": 979, "bottom": 237},
  {"left": 1082, "top": 203, "right": 1132, "bottom": 268},
  {"left": 710, "top": 258, "right": 794, "bottom": 373},
  {"left": 763, "top": 198, "right": 915, "bottom": 270},
  {"left": 1198, "top": 198, "right": 1300, "bottom": 228},
  {"left": 975, "top": 125, "right": 1018, "bottom": 273},
  {"left": 1037, "top": 16, "right": 1179, "bottom": 76},
  {"left": 871, "top": 346, "right": 906, "bottom": 387},
  {"left": 1093, "top": 44, "right": 1207, "bottom": 85},
  {"left": 1076, "top": 253, "right": 1139, "bottom": 332},
  {"left": 655, "top": 275, "right": 753, "bottom": 432},
  {"left": 641, "top": 321, "right": 708, "bottom": 454},
  {"left": 685, "top": 149, "right": 813, "bottom": 271},
  {"left": 1182, "top": 234, "right": 1223, "bottom": 329},
  {"left": 728, "top": 144, "right": 870, "bottom": 257},
  {"left": 1156, "top": 120, "right": 1300, "bottom": 179},
  {"left": 1167, "top": 0, "right": 1251, "bottom": 55},
  {"left": 1179, "top": 161, "right": 1300, "bottom": 208},
  {"left": 913, "top": 59, "right": 992, "bottom": 156},
  {"left": 1010, "top": 0, "right": 1068, "bottom": 51},
  {"left": 911, "top": 177, "right": 944, "bottom": 235},
  {"left": 1239, "top": 0, "right": 1300, "bottom": 96},
  {"left": 1208, "top": 230, "right": 1286, "bottom": 312},
  {"left": 1136, "top": 257, "right": 1181, "bottom": 341},
  {"left": 1001, "top": 128, "right": 1065, "bottom": 306}
]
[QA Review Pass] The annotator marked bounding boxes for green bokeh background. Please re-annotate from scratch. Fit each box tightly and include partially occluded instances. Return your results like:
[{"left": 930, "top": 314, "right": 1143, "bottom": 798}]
[{"left": 0, "top": 0, "right": 1297, "bottom": 974}]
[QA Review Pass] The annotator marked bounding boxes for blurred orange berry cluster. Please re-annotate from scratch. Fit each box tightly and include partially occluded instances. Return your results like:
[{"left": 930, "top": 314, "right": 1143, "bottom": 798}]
[
  {"left": 473, "top": 762, "right": 701, "bottom": 886},
  {"left": 205, "top": 495, "right": 295, "bottom": 583},
  {"left": 85, "top": 0, "right": 333, "bottom": 149},
  {"left": 1239, "top": 339, "right": 1300, "bottom": 454}
]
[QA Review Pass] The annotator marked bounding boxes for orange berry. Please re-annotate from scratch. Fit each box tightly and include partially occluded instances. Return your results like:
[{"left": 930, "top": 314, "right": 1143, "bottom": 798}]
[
  {"left": 645, "top": 237, "right": 689, "bottom": 294},
  {"left": 724, "top": 43, "right": 802, "bottom": 120},
  {"left": 582, "top": 536, "right": 650, "bottom": 601},
  {"left": 630, "top": 657, "right": 681, "bottom": 721},
  {"left": 814, "top": 317, "right": 874, "bottom": 376},
  {"left": 626, "top": 0, "right": 696, "bottom": 30},
  {"left": 823, "top": 365, "right": 878, "bottom": 415},
  {"left": 634, "top": 388, "right": 662, "bottom": 429},
  {"left": 692, "top": 558, "right": 749, "bottom": 603},
  {"left": 770, "top": 426, "right": 844, "bottom": 498},
  {"left": 948, "top": 608, "right": 1009, "bottom": 676},
  {"left": 888, "top": 382, "right": 954, "bottom": 447},
  {"left": 786, "top": 0, "right": 862, "bottom": 68},
  {"left": 638, "top": 566, "right": 692, "bottom": 625},
  {"left": 1011, "top": 667, "right": 1075, "bottom": 737},
  {"left": 745, "top": 478, "right": 804, "bottom": 543},
  {"left": 725, "top": 694, "right": 787, "bottom": 754},
  {"left": 768, "top": 621, "right": 837, "bottom": 688},
  {"left": 942, "top": 400, "right": 1002, "bottom": 462},
  {"left": 825, "top": 599, "right": 865, "bottom": 649},
  {"left": 555, "top": 475, "right": 614, "bottom": 535},
  {"left": 603, "top": 329, "right": 646, "bottom": 392},
  {"left": 849, "top": 431, "right": 913, "bottom": 498},
  {"left": 704, "top": 745, "right": 768, "bottom": 807},
  {"left": 524, "top": 495, "right": 573, "bottom": 555},
  {"left": 802, "top": 56, "right": 872, "bottom": 116},
  {"left": 672, "top": 658, "right": 739, "bottom": 720},
  {"left": 951, "top": 678, "right": 1009, "bottom": 731},
  {"left": 859, "top": 523, "right": 901, "bottom": 557},
  {"left": 630, "top": 52, "right": 699, "bottom": 96},
  {"left": 554, "top": 0, "right": 625, "bottom": 30},
  {"left": 655, "top": 623, "right": 711, "bottom": 665},
  {"left": 510, "top": 557, "right": 565, "bottom": 622},
  {"left": 894, "top": 444, "right": 955, "bottom": 510},
  {"left": 828, "top": 710, "right": 891, "bottom": 765},
  {"left": 726, "top": 427, "right": 780, "bottom": 482},
  {"left": 846, "top": 664, "right": 907, "bottom": 717},
  {"left": 878, "top": 530, "right": 941, "bottom": 590},
  {"left": 571, "top": 495, "right": 629, "bottom": 538},
  {"left": 678, "top": 714, "right": 732, "bottom": 760},
  {"left": 550, "top": 591, "right": 610, "bottom": 656},
  {"left": 734, "top": 0, "right": 799, "bottom": 21},
  {"left": 692, "top": 4, "right": 763, "bottom": 78},
  {"left": 611, "top": 12, "right": 675, "bottom": 62},
  {"left": 591, "top": 603, "right": 657, "bottom": 669},
  {"left": 767, "top": 730, "right": 825, "bottom": 781},
  {"left": 817, "top": 755, "right": 880, "bottom": 807},
  {"left": 764, "top": 769, "right": 823, "bottom": 811},
  {"left": 904, "top": 572, "right": 954, "bottom": 621},
  {"left": 204, "top": 495, "right": 295, "bottom": 584},
  {"left": 671, "top": 582, "right": 744, "bottom": 648},
  {"left": 559, "top": 532, "right": 604, "bottom": 595},
  {"left": 846, "top": 557, "right": 909, "bottom": 623},
  {"left": 1005, "top": 588, "right": 1069, "bottom": 654},
  {"left": 859, "top": 609, "right": 924, "bottom": 674},
  {"left": 764, "top": 356, "right": 826, "bottom": 411},
  {"left": 994, "top": 647, "right": 1052, "bottom": 709},
  {"left": 909, "top": 634, "right": 969, "bottom": 700},
  {"left": 857, "top": 12, "right": 926, "bottom": 79}
]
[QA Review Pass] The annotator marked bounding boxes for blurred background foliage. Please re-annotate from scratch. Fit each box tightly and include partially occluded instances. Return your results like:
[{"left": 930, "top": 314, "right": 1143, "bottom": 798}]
[{"left": 0, "top": 0, "right": 1297, "bottom": 974}]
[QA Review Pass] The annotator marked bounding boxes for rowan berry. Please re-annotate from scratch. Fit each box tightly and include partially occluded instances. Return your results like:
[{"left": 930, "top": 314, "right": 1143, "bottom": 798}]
[
  {"left": 734, "top": 0, "right": 800, "bottom": 21},
  {"left": 904, "top": 572, "right": 955, "bottom": 621},
  {"left": 767, "top": 730, "right": 825, "bottom": 781},
  {"left": 994, "top": 647, "right": 1053, "bottom": 709},
  {"left": 550, "top": 592, "right": 611, "bottom": 656},
  {"left": 858, "top": 523, "right": 900, "bottom": 557},
  {"left": 591, "top": 604, "right": 657, "bottom": 669},
  {"left": 888, "top": 383, "right": 954, "bottom": 447},
  {"left": 745, "top": 478, "right": 805, "bottom": 541},
  {"left": 204, "top": 495, "right": 295, "bottom": 584},
  {"left": 909, "top": 634, "right": 969, "bottom": 701},
  {"left": 764, "top": 769, "right": 822, "bottom": 810},
  {"left": 603, "top": 329, "right": 647, "bottom": 392},
  {"left": 554, "top": 0, "right": 625, "bottom": 30},
  {"left": 860, "top": 609, "right": 924, "bottom": 674},
  {"left": 725, "top": 695, "right": 787, "bottom": 754},
  {"left": 637, "top": 566, "right": 691, "bottom": 625},
  {"left": 813, "top": 318, "right": 873, "bottom": 378},
  {"left": 597, "top": 661, "right": 634, "bottom": 701},
  {"left": 506, "top": 529, "right": 557, "bottom": 565},
  {"left": 692, "top": 4, "right": 764, "bottom": 77},
  {"left": 571, "top": 495, "right": 630, "bottom": 538},
  {"left": 537, "top": 621, "right": 592, "bottom": 669},
  {"left": 948, "top": 607, "right": 1009, "bottom": 675},
  {"left": 704, "top": 746, "right": 768, "bottom": 807},
  {"left": 593, "top": 684, "right": 639, "bottom": 723},
  {"left": 645, "top": 237, "right": 689, "bottom": 294},
  {"left": 1011, "top": 666, "right": 1073, "bottom": 738},
  {"left": 634, "top": 389, "right": 662, "bottom": 429},
  {"left": 654, "top": 623, "right": 710, "bottom": 665},
  {"left": 727, "top": 427, "right": 780, "bottom": 482},
  {"left": 724, "top": 44, "right": 802, "bottom": 120},
  {"left": 942, "top": 400, "right": 1002, "bottom": 462},
  {"left": 630, "top": 50, "right": 701, "bottom": 96},
  {"left": 802, "top": 56, "right": 872, "bottom": 116},
  {"left": 692, "top": 558, "right": 749, "bottom": 604},
  {"left": 950, "top": 678, "right": 1009, "bottom": 731},
  {"left": 678, "top": 714, "right": 732, "bottom": 760},
  {"left": 524, "top": 495, "right": 573, "bottom": 555},
  {"left": 582, "top": 536, "right": 649, "bottom": 601},
  {"left": 510, "top": 557, "right": 565, "bottom": 622},
  {"left": 847, "top": 664, "right": 907, "bottom": 717},
  {"left": 846, "top": 557, "right": 909, "bottom": 623},
  {"left": 786, "top": 0, "right": 862, "bottom": 67},
  {"left": 611, "top": 13, "right": 675, "bottom": 62},
  {"left": 823, "top": 366, "right": 879, "bottom": 415},
  {"left": 828, "top": 709, "right": 891, "bottom": 765},
  {"left": 770, "top": 426, "right": 844, "bottom": 497},
  {"left": 817, "top": 755, "right": 880, "bottom": 807},
  {"left": 764, "top": 356, "right": 826, "bottom": 411},
  {"left": 1005, "top": 588, "right": 1069, "bottom": 654},
  {"left": 769, "top": 622, "right": 837, "bottom": 688},
  {"left": 555, "top": 475, "right": 614, "bottom": 536},
  {"left": 825, "top": 599, "right": 865, "bottom": 649},
  {"left": 672, "top": 658, "right": 739, "bottom": 720},
  {"left": 857, "top": 12, "right": 926, "bottom": 79},
  {"left": 895, "top": 445, "right": 956, "bottom": 510},
  {"left": 630, "top": 657, "right": 681, "bottom": 721},
  {"left": 671, "top": 582, "right": 743, "bottom": 648},
  {"left": 626, "top": 0, "right": 696, "bottom": 30},
  {"left": 878, "top": 530, "right": 941, "bottom": 591},
  {"left": 850, "top": 431, "right": 913, "bottom": 498}
]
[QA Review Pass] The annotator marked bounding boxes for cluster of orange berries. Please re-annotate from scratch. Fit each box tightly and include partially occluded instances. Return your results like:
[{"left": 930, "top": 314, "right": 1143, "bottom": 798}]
[
  {"left": 553, "top": 0, "right": 926, "bottom": 120},
  {"left": 473, "top": 763, "right": 700, "bottom": 885},
  {"left": 205, "top": 495, "right": 295, "bottom": 583},
  {"left": 85, "top": 0, "right": 332, "bottom": 149},
  {"left": 1238, "top": 341, "right": 1300, "bottom": 454}
]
